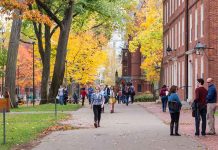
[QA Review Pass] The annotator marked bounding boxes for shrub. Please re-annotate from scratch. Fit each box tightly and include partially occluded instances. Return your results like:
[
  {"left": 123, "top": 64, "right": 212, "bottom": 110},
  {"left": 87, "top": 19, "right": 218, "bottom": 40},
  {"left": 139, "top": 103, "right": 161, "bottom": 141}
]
[{"left": 134, "top": 93, "right": 155, "bottom": 102}]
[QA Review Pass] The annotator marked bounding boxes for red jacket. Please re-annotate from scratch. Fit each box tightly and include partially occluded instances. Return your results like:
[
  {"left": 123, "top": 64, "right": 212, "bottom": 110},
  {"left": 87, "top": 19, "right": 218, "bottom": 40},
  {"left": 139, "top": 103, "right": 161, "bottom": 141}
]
[{"left": 81, "top": 90, "right": 87, "bottom": 97}]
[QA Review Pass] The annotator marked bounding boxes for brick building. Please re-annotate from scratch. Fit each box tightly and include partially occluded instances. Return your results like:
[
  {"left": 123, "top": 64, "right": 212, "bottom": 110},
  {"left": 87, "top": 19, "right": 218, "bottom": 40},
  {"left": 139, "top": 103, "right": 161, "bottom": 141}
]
[
  {"left": 162, "top": 0, "right": 218, "bottom": 101},
  {"left": 116, "top": 46, "right": 151, "bottom": 94}
]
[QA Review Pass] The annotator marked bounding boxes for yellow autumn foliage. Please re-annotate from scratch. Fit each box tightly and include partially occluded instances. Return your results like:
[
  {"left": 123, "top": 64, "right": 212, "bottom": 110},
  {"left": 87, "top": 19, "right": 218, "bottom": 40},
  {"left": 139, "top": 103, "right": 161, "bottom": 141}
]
[
  {"left": 66, "top": 31, "right": 108, "bottom": 84},
  {"left": 129, "top": 0, "right": 163, "bottom": 82}
]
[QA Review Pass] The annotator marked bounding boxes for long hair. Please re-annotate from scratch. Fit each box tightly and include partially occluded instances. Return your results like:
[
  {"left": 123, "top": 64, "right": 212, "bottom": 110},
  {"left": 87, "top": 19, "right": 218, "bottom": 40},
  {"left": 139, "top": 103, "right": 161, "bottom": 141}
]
[{"left": 169, "top": 85, "right": 177, "bottom": 96}]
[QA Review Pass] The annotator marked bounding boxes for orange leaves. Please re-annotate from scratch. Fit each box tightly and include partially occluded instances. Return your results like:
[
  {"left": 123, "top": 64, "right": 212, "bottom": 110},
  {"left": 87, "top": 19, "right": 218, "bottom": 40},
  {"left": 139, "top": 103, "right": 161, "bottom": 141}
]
[{"left": 0, "top": 0, "right": 53, "bottom": 26}]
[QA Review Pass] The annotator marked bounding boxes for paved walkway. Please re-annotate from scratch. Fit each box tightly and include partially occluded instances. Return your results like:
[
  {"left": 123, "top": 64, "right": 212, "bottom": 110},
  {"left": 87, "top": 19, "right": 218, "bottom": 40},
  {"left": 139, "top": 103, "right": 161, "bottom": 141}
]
[
  {"left": 32, "top": 104, "right": 203, "bottom": 150},
  {"left": 140, "top": 102, "right": 218, "bottom": 150}
]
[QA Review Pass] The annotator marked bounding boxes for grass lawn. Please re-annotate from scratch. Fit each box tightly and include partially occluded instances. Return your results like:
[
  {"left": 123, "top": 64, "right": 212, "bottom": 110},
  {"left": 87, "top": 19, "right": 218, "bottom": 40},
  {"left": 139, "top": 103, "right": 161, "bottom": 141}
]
[
  {"left": 0, "top": 113, "right": 69, "bottom": 150},
  {"left": 11, "top": 104, "right": 81, "bottom": 112}
]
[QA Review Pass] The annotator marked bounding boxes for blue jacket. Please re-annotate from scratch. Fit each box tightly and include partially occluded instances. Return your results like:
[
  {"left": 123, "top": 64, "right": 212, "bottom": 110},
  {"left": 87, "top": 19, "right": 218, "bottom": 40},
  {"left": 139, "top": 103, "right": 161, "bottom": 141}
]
[
  {"left": 168, "top": 93, "right": 182, "bottom": 113},
  {"left": 206, "top": 84, "right": 217, "bottom": 103}
]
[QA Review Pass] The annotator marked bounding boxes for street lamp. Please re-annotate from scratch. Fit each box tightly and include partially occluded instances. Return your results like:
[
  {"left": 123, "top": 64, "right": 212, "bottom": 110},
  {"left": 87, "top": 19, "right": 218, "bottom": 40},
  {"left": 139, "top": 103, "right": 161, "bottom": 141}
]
[
  {"left": 166, "top": 45, "right": 172, "bottom": 56},
  {"left": 194, "top": 41, "right": 206, "bottom": 55}
]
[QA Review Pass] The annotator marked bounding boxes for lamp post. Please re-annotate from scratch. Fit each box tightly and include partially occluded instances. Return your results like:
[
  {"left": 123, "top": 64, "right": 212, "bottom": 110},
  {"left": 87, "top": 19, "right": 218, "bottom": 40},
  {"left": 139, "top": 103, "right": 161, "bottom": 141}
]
[
  {"left": 0, "top": 26, "right": 5, "bottom": 95},
  {"left": 32, "top": 42, "right": 35, "bottom": 106},
  {"left": 194, "top": 41, "right": 214, "bottom": 79},
  {"left": 166, "top": 45, "right": 172, "bottom": 56}
]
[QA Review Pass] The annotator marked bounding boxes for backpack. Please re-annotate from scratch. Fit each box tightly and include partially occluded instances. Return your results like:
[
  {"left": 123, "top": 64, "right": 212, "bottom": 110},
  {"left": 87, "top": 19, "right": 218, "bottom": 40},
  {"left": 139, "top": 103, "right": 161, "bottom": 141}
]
[
  {"left": 129, "top": 86, "right": 135, "bottom": 96},
  {"left": 168, "top": 101, "right": 181, "bottom": 112}
]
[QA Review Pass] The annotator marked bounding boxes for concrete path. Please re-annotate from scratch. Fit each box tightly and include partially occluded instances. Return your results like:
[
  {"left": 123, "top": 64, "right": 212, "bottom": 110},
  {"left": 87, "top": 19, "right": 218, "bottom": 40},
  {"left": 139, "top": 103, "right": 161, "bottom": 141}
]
[{"left": 32, "top": 104, "right": 204, "bottom": 150}]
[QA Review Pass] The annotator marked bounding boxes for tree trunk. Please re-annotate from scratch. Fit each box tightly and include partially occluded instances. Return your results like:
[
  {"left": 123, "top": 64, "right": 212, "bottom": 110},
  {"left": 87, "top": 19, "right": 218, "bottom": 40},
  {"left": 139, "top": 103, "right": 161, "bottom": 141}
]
[
  {"left": 48, "top": 2, "right": 74, "bottom": 103},
  {"left": 5, "top": 13, "right": 22, "bottom": 108},
  {"left": 40, "top": 25, "right": 51, "bottom": 104}
]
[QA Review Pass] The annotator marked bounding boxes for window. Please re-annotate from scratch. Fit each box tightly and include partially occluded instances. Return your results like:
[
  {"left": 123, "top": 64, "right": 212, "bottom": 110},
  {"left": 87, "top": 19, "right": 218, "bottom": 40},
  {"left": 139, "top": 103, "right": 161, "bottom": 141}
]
[
  {"left": 175, "top": 23, "right": 177, "bottom": 49},
  {"left": 195, "top": 8, "right": 198, "bottom": 40},
  {"left": 175, "top": 0, "right": 177, "bottom": 10},
  {"left": 169, "top": 29, "right": 171, "bottom": 48},
  {"left": 201, "top": 3, "right": 204, "bottom": 37},
  {"left": 178, "top": 0, "right": 181, "bottom": 6},
  {"left": 174, "top": 62, "right": 177, "bottom": 86},
  {"left": 182, "top": 0, "right": 184, "bottom": 3},
  {"left": 178, "top": 62, "right": 181, "bottom": 88},
  {"left": 172, "top": 0, "right": 174, "bottom": 13},
  {"left": 172, "top": 27, "right": 174, "bottom": 49},
  {"left": 195, "top": 59, "right": 198, "bottom": 88},
  {"left": 178, "top": 21, "right": 181, "bottom": 47},
  {"left": 166, "top": 34, "right": 169, "bottom": 48},
  {"left": 182, "top": 61, "right": 184, "bottom": 87},
  {"left": 182, "top": 17, "right": 184, "bottom": 46},
  {"left": 190, "top": 13, "right": 192, "bottom": 43},
  {"left": 201, "top": 56, "right": 204, "bottom": 78},
  {"left": 170, "top": 0, "right": 171, "bottom": 16},
  {"left": 137, "top": 84, "right": 142, "bottom": 92},
  {"left": 164, "top": 4, "right": 167, "bottom": 25},
  {"left": 166, "top": 2, "right": 169, "bottom": 23},
  {"left": 166, "top": 67, "right": 169, "bottom": 85}
]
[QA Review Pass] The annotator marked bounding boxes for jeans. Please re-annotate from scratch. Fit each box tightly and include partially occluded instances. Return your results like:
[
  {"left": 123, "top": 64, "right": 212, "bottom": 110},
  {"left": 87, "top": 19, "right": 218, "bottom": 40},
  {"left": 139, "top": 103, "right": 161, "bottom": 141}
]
[
  {"left": 82, "top": 96, "right": 85, "bottom": 106},
  {"left": 207, "top": 103, "right": 217, "bottom": 134},
  {"left": 170, "top": 112, "right": 180, "bottom": 134},
  {"left": 161, "top": 96, "right": 168, "bottom": 112},
  {"left": 93, "top": 105, "right": 102, "bottom": 124},
  {"left": 88, "top": 95, "right": 92, "bottom": 104},
  {"left": 195, "top": 107, "right": 207, "bottom": 135},
  {"left": 125, "top": 95, "right": 129, "bottom": 106},
  {"left": 59, "top": 96, "right": 64, "bottom": 105},
  {"left": 130, "top": 94, "right": 135, "bottom": 103}
]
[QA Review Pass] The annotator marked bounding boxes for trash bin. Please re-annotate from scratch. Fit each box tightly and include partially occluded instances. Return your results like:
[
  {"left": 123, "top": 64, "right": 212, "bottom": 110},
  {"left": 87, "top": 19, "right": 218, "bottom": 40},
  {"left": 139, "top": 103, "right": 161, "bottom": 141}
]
[{"left": 0, "top": 98, "right": 10, "bottom": 112}]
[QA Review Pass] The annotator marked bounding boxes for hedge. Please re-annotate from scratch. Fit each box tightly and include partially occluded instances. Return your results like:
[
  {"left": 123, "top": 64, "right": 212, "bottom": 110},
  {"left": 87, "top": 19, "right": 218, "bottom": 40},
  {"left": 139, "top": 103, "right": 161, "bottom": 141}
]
[{"left": 134, "top": 92, "right": 155, "bottom": 102}]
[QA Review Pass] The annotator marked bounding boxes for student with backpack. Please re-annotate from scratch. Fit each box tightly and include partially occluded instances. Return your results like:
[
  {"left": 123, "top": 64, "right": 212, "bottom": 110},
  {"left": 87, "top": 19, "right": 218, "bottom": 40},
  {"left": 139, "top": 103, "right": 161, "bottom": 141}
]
[
  {"left": 168, "top": 85, "right": 182, "bottom": 136},
  {"left": 129, "top": 83, "right": 135, "bottom": 104}
]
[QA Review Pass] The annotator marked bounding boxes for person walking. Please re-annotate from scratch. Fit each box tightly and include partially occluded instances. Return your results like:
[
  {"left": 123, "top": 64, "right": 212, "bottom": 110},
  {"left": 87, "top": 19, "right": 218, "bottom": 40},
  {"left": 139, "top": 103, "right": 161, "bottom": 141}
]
[
  {"left": 91, "top": 87, "right": 105, "bottom": 128},
  {"left": 80, "top": 88, "right": 87, "bottom": 106},
  {"left": 160, "top": 85, "right": 168, "bottom": 112},
  {"left": 193, "top": 79, "right": 207, "bottom": 136},
  {"left": 125, "top": 84, "right": 130, "bottom": 106},
  {"left": 104, "top": 85, "right": 110, "bottom": 104},
  {"left": 206, "top": 78, "right": 217, "bottom": 135},
  {"left": 88, "top": 85, "right": 94, "bottom": 104},
  {"left": 129, "top": 83, "right": 135, "bottom": 104},
  {"left": 58, "top": 85, "right": 64, "bottom": 105},
  {"left": 168, "top": 85, "right": 182, "bottom": 136},
  {"left": 63, "top": 86, "right": 68, "bottom": 105},
  {"left": 110, "top": 86, "right": 116, "bottom": 113}
]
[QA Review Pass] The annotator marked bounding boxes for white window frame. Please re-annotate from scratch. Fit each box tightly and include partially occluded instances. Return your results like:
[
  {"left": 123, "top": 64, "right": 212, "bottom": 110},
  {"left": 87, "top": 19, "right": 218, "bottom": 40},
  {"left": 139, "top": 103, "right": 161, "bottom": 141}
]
[
  {"left": 175, "top": 23, "right": 177, "bottom": 49},
  {"left": 172, "top": 27, "right": 174, "bottom": 50},
  {"left": 182, "top": 61, "right": 185, "bottom": 87},
  {"left": 195, "top": 8, "right": 198, "bottom": 40},
  {"left": 201, "top": 3, "right": 204, "bottom": 37},
  {"left": 182, "top": 17, "right": 184, "bottom": 46},
  {"left": 201, "top": 56, "right": 204, "bottom": 78},
  {"left": 190, "top": 13, "right": 192, "bottom": 43},
  {"left": 195, "top": 59, "right": 198, "bottom": 88},
  {"left": 170, "top": 0, "right": 171, "bottom": 16},
  {"left": 178, "top": 62, "right": 181, "bottom": 88},
  {"left": 178, "top": 21, "right": 181, "bottom": 47}
]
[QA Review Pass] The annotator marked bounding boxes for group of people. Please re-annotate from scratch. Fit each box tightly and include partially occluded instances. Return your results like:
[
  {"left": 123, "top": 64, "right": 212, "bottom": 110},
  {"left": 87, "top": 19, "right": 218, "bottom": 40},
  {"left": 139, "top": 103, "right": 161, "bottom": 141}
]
[
  {"left": 116, "top": 83, "right": 135, "bottom": 105},
  {"left": 160, "top": 78, "right": 217, "bottom": 136},
  {"left": 57, "top": 85, "right": 68, "bottom": 105},
  {"left": 85, "top": 83, "right": 135, "bottom": 128}
]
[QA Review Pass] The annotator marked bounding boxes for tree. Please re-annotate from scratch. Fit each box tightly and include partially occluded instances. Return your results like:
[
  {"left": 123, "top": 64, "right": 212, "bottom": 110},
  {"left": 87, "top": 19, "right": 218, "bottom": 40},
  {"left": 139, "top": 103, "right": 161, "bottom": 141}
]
[
  {"left": 129, "top": 0, "right": 163, "bottom": 82},
  {"left": 0, "top": 0, "right": 51, "bottom": 107}
]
